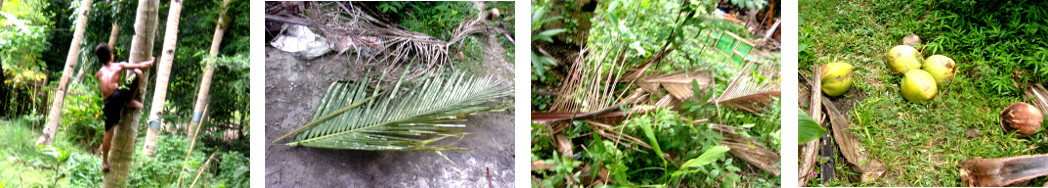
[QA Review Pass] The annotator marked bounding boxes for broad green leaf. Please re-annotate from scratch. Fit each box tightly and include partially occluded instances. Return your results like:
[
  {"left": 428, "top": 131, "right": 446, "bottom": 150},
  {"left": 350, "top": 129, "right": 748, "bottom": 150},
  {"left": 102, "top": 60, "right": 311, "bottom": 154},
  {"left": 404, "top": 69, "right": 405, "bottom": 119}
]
[
  {"left": 681, "top": 145, "right": 730, "bottom": 168},
  {"left": 799, "top": 111, "right": 827, "bottom": 143},
  {"left": 639, "top": 122, "right": 665, "bottom": 165}
]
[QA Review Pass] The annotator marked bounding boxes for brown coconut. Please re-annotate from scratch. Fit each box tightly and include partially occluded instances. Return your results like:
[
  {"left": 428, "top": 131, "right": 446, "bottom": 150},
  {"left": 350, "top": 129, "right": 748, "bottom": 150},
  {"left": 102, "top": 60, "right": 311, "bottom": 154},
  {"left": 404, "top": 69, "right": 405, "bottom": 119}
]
[
  {"left": 902, "top": 34, "right": 921, "bottom": 47},
  {"left": 1000, "top": 102, "right": 1044, "bottom": 137}
]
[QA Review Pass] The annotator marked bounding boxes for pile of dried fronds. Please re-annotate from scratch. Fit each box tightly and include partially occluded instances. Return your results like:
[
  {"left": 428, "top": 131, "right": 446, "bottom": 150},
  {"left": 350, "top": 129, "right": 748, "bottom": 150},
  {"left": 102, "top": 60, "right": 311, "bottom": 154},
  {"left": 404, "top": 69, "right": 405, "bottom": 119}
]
[{"left": 265, "top": 2, "right": 499, "bottom": 76}]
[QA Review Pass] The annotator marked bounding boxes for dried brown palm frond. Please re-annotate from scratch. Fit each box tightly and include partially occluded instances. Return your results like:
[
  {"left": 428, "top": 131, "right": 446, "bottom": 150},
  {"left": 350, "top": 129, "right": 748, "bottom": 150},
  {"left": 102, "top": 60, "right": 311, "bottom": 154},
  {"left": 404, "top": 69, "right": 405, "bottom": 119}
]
[
  {"left": 636, "top": 68, "right": 713, "bottom": 101},
  {"left": 711, "top": 124, "right": 781, "bottom": 176},
  {"left": 716, "top": 61, "right": 780, "bottom": 114},
  {"left": 550, "top": 44, "right": 631, "bottom": 114},
  {"left": 285, "top": 2, "right": 501, "bottom": 78}
]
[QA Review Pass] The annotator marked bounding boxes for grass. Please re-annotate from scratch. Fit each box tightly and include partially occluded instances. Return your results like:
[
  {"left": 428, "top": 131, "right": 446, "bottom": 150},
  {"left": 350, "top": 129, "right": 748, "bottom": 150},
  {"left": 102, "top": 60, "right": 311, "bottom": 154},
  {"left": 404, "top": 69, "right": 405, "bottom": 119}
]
[
  {"left": 0, "top": 118, "right": 87, "bottom": 187},
  {"left": 801, "top": 0, "right": 1048, "bottom": 186}
]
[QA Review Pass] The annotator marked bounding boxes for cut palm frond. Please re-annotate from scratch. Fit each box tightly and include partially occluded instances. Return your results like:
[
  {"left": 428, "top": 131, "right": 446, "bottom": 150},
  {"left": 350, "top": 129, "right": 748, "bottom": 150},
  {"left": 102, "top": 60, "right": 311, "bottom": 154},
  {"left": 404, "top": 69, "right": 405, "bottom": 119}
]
[
  {"left": 716, "top": 61, "right": 780, "bottom": 114},
  {"left": 273, "top": 70, "right": 511, "bottom": 150},
  {"left": 294, "top": 2, "right": 501, "bottom": 78},
  {"left": 636, "top": 68, "right": 713, "bottom": 101},
  {"left": 551, "top": 44, "right": 629, "bottom": 113}
]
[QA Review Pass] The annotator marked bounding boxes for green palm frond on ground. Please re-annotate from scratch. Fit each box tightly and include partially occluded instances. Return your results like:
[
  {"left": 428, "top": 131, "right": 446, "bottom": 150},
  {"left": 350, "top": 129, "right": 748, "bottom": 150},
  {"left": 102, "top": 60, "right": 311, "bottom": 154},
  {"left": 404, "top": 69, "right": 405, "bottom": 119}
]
[{"left": 272, "top": 70, "right": 511, "bottom": 150}]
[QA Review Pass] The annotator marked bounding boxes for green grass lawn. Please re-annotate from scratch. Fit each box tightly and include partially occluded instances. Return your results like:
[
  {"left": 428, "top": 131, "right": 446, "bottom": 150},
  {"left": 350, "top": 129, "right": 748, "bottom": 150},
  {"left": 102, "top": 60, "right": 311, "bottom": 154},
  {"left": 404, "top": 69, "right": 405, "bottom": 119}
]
[
  {"left": 801, "top": 0, "right": 1048, "bottom": 186},
  {"left": 0, "top": 119, "right": 90, "bottom": 187}
]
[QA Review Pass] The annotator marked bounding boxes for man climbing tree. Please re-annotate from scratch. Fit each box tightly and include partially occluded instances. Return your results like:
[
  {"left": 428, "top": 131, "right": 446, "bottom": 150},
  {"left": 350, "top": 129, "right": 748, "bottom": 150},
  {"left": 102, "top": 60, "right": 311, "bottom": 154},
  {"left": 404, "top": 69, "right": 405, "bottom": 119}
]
[
  {"left": 94, "top": 43, "right": 154, "bottom": 172},
  {"left": 103, "top": 0, "right": 159, "bottom": 185}
]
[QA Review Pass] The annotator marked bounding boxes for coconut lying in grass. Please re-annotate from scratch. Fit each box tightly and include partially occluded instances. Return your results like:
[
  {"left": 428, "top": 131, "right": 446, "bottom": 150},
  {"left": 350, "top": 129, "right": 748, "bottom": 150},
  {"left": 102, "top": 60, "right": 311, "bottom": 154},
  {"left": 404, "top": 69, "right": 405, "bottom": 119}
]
[
  {"left": 902, "top": 34, "right": 921, "bottom": 47},
  {"left": 1000, "top": 102, "right": 1043, "bottom": 137},
  {"left": 820, "top": 62, "right": 854, "bottom": 97},
  {"left": 900, "top": 69, "right": 937, "bottom": 103},
  {"left": 923, "top": 55, "right": 956, "bottom": 83},
  {"left": 888, "top": 45, "right": 923, "bottom": 74}
]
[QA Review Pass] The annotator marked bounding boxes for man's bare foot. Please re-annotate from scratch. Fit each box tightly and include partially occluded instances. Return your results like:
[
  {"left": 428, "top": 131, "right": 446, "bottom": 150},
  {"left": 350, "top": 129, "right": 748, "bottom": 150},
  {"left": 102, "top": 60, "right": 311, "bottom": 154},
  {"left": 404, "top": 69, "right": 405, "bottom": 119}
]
[
  {"left": 126, "top": 100, "right": 143, "bottom": 108},
  {"left": 102, "top": 163, "right": 109, "bottom": 173}
]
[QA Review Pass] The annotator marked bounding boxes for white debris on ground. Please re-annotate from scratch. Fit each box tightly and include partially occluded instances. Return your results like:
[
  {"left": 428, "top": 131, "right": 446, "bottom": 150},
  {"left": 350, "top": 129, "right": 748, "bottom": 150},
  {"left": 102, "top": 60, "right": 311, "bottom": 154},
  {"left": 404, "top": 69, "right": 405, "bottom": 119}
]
[{"left": 271, "top": 25, "right": 331, "bottom": 60}]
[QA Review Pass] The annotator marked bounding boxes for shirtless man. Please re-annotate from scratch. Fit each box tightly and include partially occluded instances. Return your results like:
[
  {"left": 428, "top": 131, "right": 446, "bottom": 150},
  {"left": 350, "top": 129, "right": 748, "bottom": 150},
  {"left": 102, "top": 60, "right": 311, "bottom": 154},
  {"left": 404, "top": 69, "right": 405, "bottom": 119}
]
[{"left": 94, "top": 43, "right": 154, "bottom": 172}]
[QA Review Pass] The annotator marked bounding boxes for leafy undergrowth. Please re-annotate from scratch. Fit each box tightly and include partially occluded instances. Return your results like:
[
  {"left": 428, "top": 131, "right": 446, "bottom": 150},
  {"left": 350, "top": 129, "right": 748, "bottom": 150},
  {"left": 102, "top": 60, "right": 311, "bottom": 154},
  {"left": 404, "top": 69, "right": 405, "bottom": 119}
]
[
  {"left": 531, "top": 0, "right": 781, "bottom": 187},
  {"left": 0, "top": 118, "right": 249, "bottom": 187},
  {"left": 801, "top": 0, "right": 1048, "bottom": 186}
]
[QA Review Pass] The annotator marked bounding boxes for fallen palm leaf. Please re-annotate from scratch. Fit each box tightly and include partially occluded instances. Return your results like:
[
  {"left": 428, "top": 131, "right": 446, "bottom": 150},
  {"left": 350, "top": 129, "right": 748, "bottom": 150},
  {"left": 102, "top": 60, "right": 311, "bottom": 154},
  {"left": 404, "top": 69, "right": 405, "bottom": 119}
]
[
  {"left": 961, "top": 154, "right": 1048, "bottom": 187},
  {"left": 586, "top": 120, "right": 652, "bottom": 149},
  {"left": 716, "top": 61, "right": 780, "bottom": 114},
  {"left": 711, "top": 124, "right": 781, "bottom": 176},
  {"left": 272, "top": 70, "right": 511, "bottom": 150},
  {"left": 531, "top": 89, "right": 647, "bottom": 123},
  {"left": 637, "top": 68, "right": 713, "bottom": 101},
  {"left": 823, "top": 97, "right": 886, "bottom": 183},
  {"left": 799, "top": 70, "right": 822, "bottom": 186}
]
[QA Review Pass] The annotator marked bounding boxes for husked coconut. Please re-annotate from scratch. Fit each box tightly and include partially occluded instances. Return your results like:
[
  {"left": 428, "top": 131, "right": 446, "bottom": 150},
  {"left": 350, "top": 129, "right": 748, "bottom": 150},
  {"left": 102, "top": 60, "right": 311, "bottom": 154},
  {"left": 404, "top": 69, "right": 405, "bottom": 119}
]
[
  {"left": 922, "top": 55, "right": 956, "bottom": 83},
  {"left": 820, "top": 62, "right": 854, "bottom": 97},
  {"left": 902, "top": 34, "right": 921, "bottom": 47},
  {"left": 888, "top": 45, "right": 922, "bottom": 74},
  {"left": 900, "top": 69, "right": 937, "bottom": 103},
  {"left": 1001, "top": 102, "right": 1043, "bottom": 137}
]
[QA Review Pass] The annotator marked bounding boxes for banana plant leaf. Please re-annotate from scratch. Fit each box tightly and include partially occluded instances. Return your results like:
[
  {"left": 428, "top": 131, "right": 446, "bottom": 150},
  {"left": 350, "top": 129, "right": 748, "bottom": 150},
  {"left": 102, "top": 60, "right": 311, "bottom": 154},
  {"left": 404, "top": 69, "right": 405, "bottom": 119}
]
[{"left": 273, "top": 70, "right": 511, "bottom": 150}]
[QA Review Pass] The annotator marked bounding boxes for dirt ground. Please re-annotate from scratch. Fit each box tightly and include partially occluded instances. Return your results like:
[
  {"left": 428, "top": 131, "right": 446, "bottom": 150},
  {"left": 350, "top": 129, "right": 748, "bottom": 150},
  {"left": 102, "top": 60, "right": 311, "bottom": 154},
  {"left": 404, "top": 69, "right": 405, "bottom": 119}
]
[{"left": 264, "top": 47, "right": 515, "bottom": 187}]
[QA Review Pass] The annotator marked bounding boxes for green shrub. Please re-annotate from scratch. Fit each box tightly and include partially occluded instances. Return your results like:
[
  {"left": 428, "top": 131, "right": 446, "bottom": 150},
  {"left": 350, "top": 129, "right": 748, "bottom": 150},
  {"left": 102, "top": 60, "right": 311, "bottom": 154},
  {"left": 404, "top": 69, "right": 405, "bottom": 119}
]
[{"left": 59, "top": 85, "right": 104, "bottom": 149}]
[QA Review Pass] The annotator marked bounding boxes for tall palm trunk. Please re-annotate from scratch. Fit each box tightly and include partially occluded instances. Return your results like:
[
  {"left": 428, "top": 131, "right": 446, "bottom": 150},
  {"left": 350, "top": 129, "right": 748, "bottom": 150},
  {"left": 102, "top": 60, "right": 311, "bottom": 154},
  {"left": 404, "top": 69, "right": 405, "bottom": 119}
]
[
  {"left": 37, "top": 0, "right": 93, "bottom": 146},
  {"left": 73, "top": 0, "right": 123, "bottom": 87},
  {"left": 187, "top": 0, "right": 231, "bottom": 138},
  {"left": 102, "top": 0, "right": 159, "bottom": 186},
  {"left": 142, "top": 0, "right": 183, "bottom": 157}
]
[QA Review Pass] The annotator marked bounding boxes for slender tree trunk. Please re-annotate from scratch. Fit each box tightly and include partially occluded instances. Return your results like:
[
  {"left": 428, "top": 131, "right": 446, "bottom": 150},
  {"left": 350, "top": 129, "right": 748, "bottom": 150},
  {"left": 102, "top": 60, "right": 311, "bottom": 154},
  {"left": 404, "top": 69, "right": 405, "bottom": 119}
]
[
  {"left": 187, "top": 0, "right": 231, "bottom": 138},
  {"left": 37, "top": 0, "right": 93, "bottom": 146},
  {"left": 109, "top": 23, "right": 120, "bottom": 46},
  {"left": 142, "top": 0, "right": 183, "bottom": 157},
  {"left": 73, "top": 0, "right": 121, "bottom": 86},
  {"left": 1, "top": 61, "right": 6, "bottom": 116},
  {"left": 102, "top": 0, "right": 159, "bottom": 186}
]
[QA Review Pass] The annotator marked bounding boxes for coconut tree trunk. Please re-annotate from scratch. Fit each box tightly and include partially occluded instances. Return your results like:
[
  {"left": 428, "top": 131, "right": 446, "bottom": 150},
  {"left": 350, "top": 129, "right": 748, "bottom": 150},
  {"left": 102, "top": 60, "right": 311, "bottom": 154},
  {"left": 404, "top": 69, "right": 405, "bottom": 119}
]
[
  {"left": 142, "top": 0, "right": 183, "bottom": 157},
  {"left": 73, "top": 0, "right": 121, "bottom": 86},
  {"left": 36, "top": 0, "right": 93, "bottom": 146},
  {"left": 101, "top": 0, "right": 159, "bottom": 186},
  {"left": 187, "top": 0, "right": 231, "bottom": 138}
]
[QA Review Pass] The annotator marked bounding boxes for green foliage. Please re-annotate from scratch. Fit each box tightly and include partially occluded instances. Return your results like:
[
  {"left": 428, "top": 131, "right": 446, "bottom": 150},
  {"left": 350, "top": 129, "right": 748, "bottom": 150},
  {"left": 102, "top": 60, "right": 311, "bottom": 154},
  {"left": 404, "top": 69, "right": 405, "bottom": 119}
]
[
  {"left": 37, "top": 145, "right": 70, "bottom": 166},
  {"left": 377, "top": 2, "right": 406, "bottom": 14},
  {"left": 798, "top": 110, "right": 826, "bottom": 143},
  {"left": 530, "top": 6, "right": 564, "bottom": 82},
  {"left": 380, "top": 1, "right": 472, "bottom": 40},
  {"left": 62, "top": 153, "right": 102, "bottom": 187},
  {"left": 0, "top": 10, "right": 51, "bottom": 117},
  {"left": 921, "top": 0, "right": 1048, "bottom": 96},
  {"left": 59, "top": 84, "right": 104, "bottom": 148},
  {"left": 532, "top": 0, "right": 779, "bottom": 186},
  {"left": 533, "top": 152, "right": 582, "bottom": 187},
  {"left": 214, "top": 151, "right": 249, "bottom": 187},
  {"left": 726, "top": 0, "right": 768, "bottom": 11}
]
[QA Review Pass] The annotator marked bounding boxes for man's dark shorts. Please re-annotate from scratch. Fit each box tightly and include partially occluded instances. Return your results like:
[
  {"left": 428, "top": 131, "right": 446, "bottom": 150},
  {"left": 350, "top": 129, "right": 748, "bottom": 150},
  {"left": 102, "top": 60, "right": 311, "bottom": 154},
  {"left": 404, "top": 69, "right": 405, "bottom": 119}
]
[{"left": 102, "top": 72, "right": 139, "bottom": 130}]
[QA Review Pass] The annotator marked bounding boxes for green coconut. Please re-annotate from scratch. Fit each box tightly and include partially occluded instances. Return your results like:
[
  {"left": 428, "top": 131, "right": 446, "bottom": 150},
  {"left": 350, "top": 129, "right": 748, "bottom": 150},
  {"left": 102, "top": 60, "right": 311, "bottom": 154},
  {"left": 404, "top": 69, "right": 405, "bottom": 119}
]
[
  {"left": 820, "top": 62, "right": 854, "bottom": 97},
  {"left": 922, "top": 55, "right": 956, "bottom": 83},
  {"left": 901, "top": 69, "right": 938, "bottom": 103},
  {"left": 888, "top": 45, "right": 922, "bottom": 74}
]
